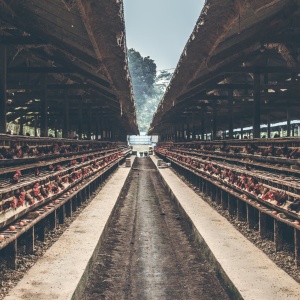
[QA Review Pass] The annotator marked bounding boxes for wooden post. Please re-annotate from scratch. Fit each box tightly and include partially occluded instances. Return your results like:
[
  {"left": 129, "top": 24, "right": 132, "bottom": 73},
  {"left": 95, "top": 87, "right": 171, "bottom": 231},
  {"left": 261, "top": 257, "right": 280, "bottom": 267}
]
[
  {"left": 34, "top": 117, "right": 38, "bottom": 137},
  {"left": 201, "top": 109, "right": 205, "bottom": 140},
  {"left": 58, "top": 205, "right": 65, "bottom": 224},
  {"left": 240, "top": 121, "right": 244, "bottom": 139},
  {"left": 274, "top": 219, "right": 284, "bottom": 251},
  {"left": 192, "top": 112, "right": 196, "bottom": 141},
  {"left": 287, "top": 107, "right": 291, "bottom": 137},
  {"left": 247, "top": 204, "right": 256, "bottom": 229},
  {"left": 237, "top": 199, "right": 246, "bottom": 221},
  {"left": 36, "top": 220, "right": 45, "bottom": 241},
  {"left": 0, "top": 46, "right": 7, "bottom": 133},
  {"left": 40, "top": 74, "right": 48, "bottom": 137},
  {"left": 95, "top": 115, "right": 99, "bottom": 140},
  {"left": 200, "top": 178, "right": 204, "bottom": 193},
  {"left": 253, "top": 72, "right": 261, "bottom": 138},
  {"left": 65, "top": 199, "right": 72, "bottom": 217},
  {"left": 228, "top": 194, "right": 235, "bottom": 216},
  {"left": 78, "top": 100, "right": 83, "bottom": 140},
  {"left": 259, "top": 211, "right": 267, "bottom": 238},
  {"left": 267, "top": 116, "right": 271, "bottom": 138},
  {"left": 62, "top": 93, "right": 69, "bottom": 138},
  {"left": 87, "top": 108, "right": 92, "bottom": 140},
  {"left": 77, "top": 192, "right": 82, "bottom": 206},
  {"left": 49, "top": 210, "right": 57, "bottom": 230},
  {"left": 72, "top": 196, "right": 77, "bottom": 212},
  {"left": 25, "top": 227, "right": 34, "bottom": 254},
  {"left": 5, "top": 240, "right": 17, "bottom": 269},
  {"left": 205, "top": 180, "right": 209, "bottom": 195},
  {"left": 19, "top": 116, "right": 24, "bottom": 135},
  {"left": 186, "top": 123, "right": 190, "bottom": 141},
  {"left": 212, "top": 101, "right": 217, "bottom": 140},
  {"left": 210, "top": 183, "right": 215, "bottom": 201},
  {"left": 215, "top": 187, "right": 221, "bottom": 204},
  {"left": 228, "top": 89, "right": 233, "bottom": 139},
  {"left": 221, "top": 190, "right": 227, "bottom": 210}
]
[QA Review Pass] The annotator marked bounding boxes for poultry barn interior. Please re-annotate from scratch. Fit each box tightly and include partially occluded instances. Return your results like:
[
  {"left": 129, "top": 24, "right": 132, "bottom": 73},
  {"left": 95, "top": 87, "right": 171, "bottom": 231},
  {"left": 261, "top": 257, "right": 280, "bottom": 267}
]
[{"left": 1, "top": 0, "right": 300, "bottom": 299}]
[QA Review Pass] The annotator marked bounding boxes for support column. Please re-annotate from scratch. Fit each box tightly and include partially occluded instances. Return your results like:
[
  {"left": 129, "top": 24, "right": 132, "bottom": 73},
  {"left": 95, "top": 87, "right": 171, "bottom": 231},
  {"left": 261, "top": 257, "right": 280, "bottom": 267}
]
[
  {"left": 173, "top": 124, "right": 177, "bottom": 141},
  {"left": 19, "top": 116, "right": 24, "bottom": 135},
  {"left": 292, "top": 125, "right": 295, "bottom": 137},
  {"left": 228, "top": 89, "right": 233, "bottom": 139},
  {"left": 212, "top": 101, "right": 217, "bottom": 140},
  {"left": 186, "top": 123, "right": 190, "bottom": 141},
  {"left": 5, "top": 240, "right": 17, "bottom": 269},
  {"left": 87, "top": 108, "right": 92, "bottom": 140},
  {"left": 34, "top": 117, "right": 38, "bottom": 137},
  {"left": 54, "top": 127, "right": 58, "bottom": 138},
  {"left": 274, "top": 219, "right": 284, "bottom": 251},
  {"left": 40, "top": 74, "right": 48, "bottom": 137},
  {"left": 201, "top": 109, "right": 205, "bottom": 140},
  {"left": 25, "top": 227, "right": 34, "bottom": 254},
  {"left": 267, "top": 116, "right": 271, "bottom": 138},
  {"left": 95, "top": 114, "right": 99, "bottom": 140},
  {"left": 62, "top": 93, "right": 69, "bottom": 138},
  {"left": 240, "top": 121, "right": 244, "bottom": 139},
  {"left": 192, "top": 112, "right": 196, "bottom": 141},
  {"left": 287, "top": 107, "right": 291, "bottom": 137},
  {"left": 78, "top": 100, "right": 83, "bottom": 139},
  {"left": 181, "top": 123, "right": 185, "bottom": 141},
  {"left": 259, "top": 211, "right": 267, "bottom": 238},
  {"left": 100, "top": 118, "right": 103, "bottom": 140},
  {"left": 253, "top": 72, "right": 261, "bottom": 138},
  {"left": 0, "top": 46, "right": 7, "bottom": 133}
]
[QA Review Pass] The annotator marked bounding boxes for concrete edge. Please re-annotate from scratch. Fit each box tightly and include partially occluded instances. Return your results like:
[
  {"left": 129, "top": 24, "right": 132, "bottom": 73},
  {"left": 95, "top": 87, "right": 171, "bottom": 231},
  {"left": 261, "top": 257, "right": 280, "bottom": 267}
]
[
  {"left": 151, "top": 156, "right": 243, "bottom": 300},
  {"left": 72, "top": 157, "right": 136, "bottom": 300}
]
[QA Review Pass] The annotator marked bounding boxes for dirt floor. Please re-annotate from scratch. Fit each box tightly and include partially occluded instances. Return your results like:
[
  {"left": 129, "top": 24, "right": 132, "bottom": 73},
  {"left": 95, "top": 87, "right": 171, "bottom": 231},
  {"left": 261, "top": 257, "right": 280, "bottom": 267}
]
[{"left": 83, "top": 157, "right": 230, "bottom": 300}]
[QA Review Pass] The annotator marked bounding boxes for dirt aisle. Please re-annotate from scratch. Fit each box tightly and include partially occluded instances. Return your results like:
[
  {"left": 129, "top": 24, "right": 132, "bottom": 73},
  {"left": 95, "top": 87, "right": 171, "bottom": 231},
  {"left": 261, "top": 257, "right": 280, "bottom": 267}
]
[{"left": 83, "top": 157, "right": 230, "bottom": 300}]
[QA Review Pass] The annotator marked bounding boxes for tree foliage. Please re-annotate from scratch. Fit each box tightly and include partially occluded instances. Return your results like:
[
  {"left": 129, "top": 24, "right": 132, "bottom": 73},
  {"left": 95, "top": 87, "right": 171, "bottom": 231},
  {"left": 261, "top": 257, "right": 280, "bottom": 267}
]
[{"left": 128, "top": 48, "right": 173, "bottom": 132}]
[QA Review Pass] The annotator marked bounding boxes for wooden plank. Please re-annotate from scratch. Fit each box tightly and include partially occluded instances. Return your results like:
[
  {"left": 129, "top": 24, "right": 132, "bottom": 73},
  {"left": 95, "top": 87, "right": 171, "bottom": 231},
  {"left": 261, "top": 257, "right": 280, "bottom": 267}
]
[
  {"left": 237, "top": 199, "right": 246, "bottom": 221},
  {"left": 5, "top": 239, "right": 17, "bottom": 269},
  {"left": 72, "top": 196, "right": 77, "bottom": 212},
  {"left": 247, "top": 204, "right": 256, "bottom": 229},
  {"left": 274, "top": 219, "right": 284, "bottom": 252},
  {"left": 25, "top": 227, "right": 35, "bottom": 254},
  {"left": 259, "top": 211, "right": 268, "bottom": 238},
  {"left": 58, "top": 205, "right": 65, "bottom": 224},
  {"left": 215, "top": 187, "right": 221, "bottom": 205},
  {"left": 65, "top": 198, "right": 72, "bottom": 218},
  {"left": 221, "top": 190, "right": 228, "bottom": 210},
  {"left": 49, "top": 210, "right": 57, "bottom": 230},
  {"left": 228, "top": 194, "right": 235, "bottom": 217},
  {"left": 36, "top": 219, "right": 45, "bottom": 242}
]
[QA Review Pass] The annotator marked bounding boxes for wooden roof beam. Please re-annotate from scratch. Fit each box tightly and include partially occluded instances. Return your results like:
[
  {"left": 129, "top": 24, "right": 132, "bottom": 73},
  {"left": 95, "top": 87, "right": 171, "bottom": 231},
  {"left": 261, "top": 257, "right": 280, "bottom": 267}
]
[
  {"left": 0, "top": 36, "right": 45, "bottom": 45},
  {"left": 76, "top": 0, "right": 114, "bottom": 90}
]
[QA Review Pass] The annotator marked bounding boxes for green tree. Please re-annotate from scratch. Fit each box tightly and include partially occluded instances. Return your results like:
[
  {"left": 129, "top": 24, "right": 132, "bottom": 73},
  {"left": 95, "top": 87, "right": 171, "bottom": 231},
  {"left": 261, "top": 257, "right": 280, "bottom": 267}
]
[{"left": 128, "top": 48, "right": 172, "bottom": 132}]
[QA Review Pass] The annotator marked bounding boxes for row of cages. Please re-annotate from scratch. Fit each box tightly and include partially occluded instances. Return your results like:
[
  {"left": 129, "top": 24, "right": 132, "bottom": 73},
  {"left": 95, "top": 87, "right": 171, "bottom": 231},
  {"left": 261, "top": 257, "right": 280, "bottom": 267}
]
[
  {"left": 0, "top": 135, "right": 131, "bottom": 268},
  {"left": 155, "top": 138, "right": 300, "bottom": 266}
]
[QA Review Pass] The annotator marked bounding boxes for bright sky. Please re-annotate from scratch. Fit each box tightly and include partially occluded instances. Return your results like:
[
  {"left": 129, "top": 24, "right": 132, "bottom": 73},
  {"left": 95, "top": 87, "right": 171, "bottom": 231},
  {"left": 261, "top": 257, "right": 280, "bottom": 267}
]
[{"left": 123, "top": 0, "right": 205, "bottom": 71}]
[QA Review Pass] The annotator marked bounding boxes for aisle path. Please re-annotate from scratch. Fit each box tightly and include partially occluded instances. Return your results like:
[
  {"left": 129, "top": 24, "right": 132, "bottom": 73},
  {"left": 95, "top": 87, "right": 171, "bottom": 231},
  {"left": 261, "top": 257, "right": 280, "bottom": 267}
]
[{"left": 83, "top": 157, "right": 230, "bottom": 299}]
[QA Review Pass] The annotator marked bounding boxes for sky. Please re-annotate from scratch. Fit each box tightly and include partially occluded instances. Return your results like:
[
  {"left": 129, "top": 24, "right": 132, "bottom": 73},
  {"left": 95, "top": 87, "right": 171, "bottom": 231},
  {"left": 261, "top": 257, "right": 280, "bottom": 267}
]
[{"left": 123, "top": 0, "right": 205, "bottom": 71}]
